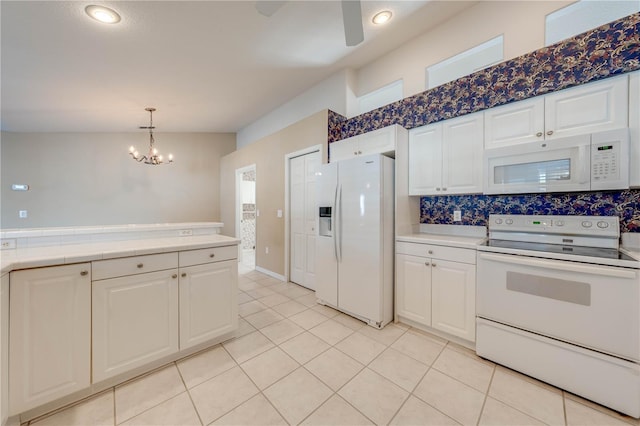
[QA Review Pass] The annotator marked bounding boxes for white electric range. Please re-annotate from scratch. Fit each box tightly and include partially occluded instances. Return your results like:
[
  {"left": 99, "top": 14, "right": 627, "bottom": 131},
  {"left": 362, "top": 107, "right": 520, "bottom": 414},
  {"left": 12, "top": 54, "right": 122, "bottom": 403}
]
[{"left": 476, "top": 214, "right": 640, "bottom": 418}]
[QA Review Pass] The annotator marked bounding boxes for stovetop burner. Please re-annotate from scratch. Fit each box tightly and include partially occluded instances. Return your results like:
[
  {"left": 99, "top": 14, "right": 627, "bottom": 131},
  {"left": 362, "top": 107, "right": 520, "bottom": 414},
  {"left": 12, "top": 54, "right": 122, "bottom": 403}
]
[{"left": 479, "top": 214, "right": 639, "bottom": 268}]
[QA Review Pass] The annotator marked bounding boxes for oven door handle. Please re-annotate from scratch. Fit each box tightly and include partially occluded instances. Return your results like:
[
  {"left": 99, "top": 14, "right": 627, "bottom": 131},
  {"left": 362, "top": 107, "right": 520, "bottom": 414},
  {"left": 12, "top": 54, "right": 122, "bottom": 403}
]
[{"left": 478, "top": 252, "right": 638, "bottom": 279}]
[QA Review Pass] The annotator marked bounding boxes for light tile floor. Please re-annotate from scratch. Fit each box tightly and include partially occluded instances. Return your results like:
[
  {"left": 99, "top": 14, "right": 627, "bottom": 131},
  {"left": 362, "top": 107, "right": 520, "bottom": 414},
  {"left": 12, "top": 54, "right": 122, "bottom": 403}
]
[{"left": 27, "top": 266, "right": 640, "bottom": 426}]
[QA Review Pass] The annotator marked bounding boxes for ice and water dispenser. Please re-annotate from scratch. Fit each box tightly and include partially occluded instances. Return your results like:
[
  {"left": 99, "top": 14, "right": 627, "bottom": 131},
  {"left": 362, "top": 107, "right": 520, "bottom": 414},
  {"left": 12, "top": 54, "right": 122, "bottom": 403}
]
[{"left": 318, "top": 207, "right": 332, "bottom": 237}]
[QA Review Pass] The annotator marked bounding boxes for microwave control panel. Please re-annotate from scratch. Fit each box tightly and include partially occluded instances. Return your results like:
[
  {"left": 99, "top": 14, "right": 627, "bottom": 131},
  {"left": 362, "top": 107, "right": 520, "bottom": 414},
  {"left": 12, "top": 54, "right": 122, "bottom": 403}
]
[
  {"left": 591, "top": 141, "right": 619, "bottom": 181},
  {"left": 590, "top": 128, "right": 629, "bottom": 191}
]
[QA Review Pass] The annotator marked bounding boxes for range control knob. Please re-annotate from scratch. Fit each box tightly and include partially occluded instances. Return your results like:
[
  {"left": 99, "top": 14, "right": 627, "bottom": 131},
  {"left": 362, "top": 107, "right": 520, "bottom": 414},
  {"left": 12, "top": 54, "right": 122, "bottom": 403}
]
[
  {"left": 495, "top": 218, "right": 503, "bottom": 224},
  {"left": 581, "top": 221, "right": 593, "bottom": 228},
  {"left": 597, "top": 221, "right": 609, "bottom": 229},
  {"left": 555, "top": 220, "right": 564, "bottom": 226},
  {"left": 505, "top": 219, "right": 514, "bottom": 225}
]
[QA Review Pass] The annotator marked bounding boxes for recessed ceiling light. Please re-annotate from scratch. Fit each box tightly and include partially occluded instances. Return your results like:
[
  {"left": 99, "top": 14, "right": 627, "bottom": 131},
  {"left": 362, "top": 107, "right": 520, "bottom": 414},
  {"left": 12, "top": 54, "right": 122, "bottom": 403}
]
[
  {"left": 85, "top": 5, "right": 121, "bottom": 24},
  {"left": 372, "top": 10, "right": 392, "bottom": 25}
]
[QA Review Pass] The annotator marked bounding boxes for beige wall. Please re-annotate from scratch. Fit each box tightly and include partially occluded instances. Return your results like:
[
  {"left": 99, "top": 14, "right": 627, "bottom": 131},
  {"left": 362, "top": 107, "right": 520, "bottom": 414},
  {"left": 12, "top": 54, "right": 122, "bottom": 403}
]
[
  {"left": 1, "top": 132, "right": 236, "bottom": 228},
  {"left": 220, "top": 110, "right": 328, "bottom": 276},
  {"left": 355, "top": 1, "right": 575, "bottom": 98}
]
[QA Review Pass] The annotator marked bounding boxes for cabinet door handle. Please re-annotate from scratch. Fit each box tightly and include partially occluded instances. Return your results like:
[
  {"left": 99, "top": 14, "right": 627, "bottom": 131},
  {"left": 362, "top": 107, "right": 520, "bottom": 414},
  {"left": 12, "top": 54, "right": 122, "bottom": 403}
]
[
  {"left": 80, "top": 270, "right": 88, "bottom": 276},
  {"left": 172, "top": 274, "right": 178, "bottom": 279},
  {"left": 536, "top": 131, "right": 543, "bottom": 137},
  {"left": 137, "top": 263, "right": 144, "bottom": 268},
  {"left": 181, "top": 273, "right": 187, "bottom": 278},
  {"left": 546, "top": 130, "right": 554, "bottom": 136},
  {"left": 209, "top": 253, "right": 215, "bottom": 258}
]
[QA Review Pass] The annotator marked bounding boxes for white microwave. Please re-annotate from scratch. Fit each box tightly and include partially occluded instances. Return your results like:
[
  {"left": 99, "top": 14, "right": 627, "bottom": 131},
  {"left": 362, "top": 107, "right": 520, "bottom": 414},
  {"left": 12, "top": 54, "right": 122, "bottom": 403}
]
[{"left": 484, "top": 128, "right": 629, "bottom": 195}]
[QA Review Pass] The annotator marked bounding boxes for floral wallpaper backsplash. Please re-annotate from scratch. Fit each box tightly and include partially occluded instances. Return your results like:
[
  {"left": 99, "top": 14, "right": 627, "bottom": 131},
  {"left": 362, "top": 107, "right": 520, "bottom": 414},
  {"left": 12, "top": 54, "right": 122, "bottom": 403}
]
[
  {"left": 329, "top": 13, "right": 639, "bottom": 141},
  {"left": 420, "top": 190, "right": 640, "bottom": 233},
  {"left": 328, "top": 12, "right": 640, "bottom": 233}
]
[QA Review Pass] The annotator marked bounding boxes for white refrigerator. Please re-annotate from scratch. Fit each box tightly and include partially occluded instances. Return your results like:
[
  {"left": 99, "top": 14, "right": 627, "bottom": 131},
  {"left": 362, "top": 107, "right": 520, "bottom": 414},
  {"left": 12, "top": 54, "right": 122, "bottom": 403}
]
[{"left": 315, "top": 154, "right": 394, "bottom": 329}]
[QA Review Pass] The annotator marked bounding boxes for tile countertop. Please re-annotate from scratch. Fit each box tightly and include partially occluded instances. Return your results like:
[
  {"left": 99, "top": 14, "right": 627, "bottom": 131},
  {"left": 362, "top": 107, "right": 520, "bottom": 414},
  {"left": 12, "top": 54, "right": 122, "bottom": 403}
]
[
  {"left": 0, "top": 234, "right": 240, "bottom": 275},
  {"left": 396, "top": 233, "right": 487, "bottom": 250}
]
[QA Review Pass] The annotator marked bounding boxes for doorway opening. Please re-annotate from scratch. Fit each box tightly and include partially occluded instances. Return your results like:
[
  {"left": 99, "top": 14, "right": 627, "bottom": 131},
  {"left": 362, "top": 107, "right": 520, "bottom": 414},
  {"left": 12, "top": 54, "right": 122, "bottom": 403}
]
[{"left": 236, "top": 164, "right": 256, "bottom": 272}]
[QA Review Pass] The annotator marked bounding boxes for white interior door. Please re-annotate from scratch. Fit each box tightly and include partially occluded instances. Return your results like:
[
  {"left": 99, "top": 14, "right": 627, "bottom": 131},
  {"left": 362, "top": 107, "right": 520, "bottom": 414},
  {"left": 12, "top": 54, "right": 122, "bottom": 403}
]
[{"left": 290, "top": 151, "right": 320, "bottom": 289}]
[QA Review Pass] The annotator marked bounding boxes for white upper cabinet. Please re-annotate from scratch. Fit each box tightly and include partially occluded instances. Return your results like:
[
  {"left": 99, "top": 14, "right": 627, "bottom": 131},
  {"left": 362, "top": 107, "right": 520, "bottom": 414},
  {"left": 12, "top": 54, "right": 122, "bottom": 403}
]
[
  {"left": 545, "top": 74, "right": 628, "bottom": 139},
  {"left": 408, "top": 123, "right": 442, "bottom": 195},
  {"left": 442, "top": 113, "right": 484, "bottom": 194},
  {"left": 409, "top": 112, "right": 483, "bottom": 196},
  {"left": 485, "top": 74, "right": 629, "bottom": 149},
  {"left": 330, "top": 125, "right": 399, "bottom": 162},
  {"left": 484, "top": 97, "right": 545, "bottom": 148},
  {"left": 629, "top": 71, "right": 639, "bottom": 187}
]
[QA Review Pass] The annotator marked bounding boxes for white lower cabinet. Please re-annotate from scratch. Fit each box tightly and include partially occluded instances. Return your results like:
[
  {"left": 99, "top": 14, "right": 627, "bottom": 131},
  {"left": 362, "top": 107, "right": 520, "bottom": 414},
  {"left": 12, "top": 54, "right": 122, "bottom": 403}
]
[
  {"left": 9, "top": 264, "right": 91, "bottom": 414},
  {"left": 396, "top": 241, "right": 476, "bottom": 343},
  {"left": 92, "top": 269, "right": 179, "bottom": 382},
  {"left": 395, "top": 254, "right": 431, "bottom": 325},
  {"left": 431, "top": 259, "right": 476, "bottom": 342},
  {"left": 1, "top": 274, "right": 9, "bottom": 425},
  {"left": 179, "top": 260, "right": 238, "bottom": 350}
]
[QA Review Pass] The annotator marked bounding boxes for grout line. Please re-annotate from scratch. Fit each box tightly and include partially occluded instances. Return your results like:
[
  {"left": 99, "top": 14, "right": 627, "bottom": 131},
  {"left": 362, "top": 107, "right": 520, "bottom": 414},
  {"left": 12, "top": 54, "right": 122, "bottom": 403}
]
[
  {"left": 476, "top": 363, "right": 497, "bottom": 426},
  {"left": 175, "top": 361, "right": 205, "bottom": 426}
]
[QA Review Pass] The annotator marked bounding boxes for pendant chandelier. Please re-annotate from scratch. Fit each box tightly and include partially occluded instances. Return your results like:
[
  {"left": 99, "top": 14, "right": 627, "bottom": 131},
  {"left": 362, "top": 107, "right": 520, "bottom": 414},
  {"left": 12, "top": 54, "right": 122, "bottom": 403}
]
[{"left": 129, "top": 107, "right": 173, "bottom": 165}]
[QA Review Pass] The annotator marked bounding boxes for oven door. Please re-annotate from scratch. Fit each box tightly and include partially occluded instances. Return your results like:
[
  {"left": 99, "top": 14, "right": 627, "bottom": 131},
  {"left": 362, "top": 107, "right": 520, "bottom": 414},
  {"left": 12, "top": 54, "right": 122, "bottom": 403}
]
[
  {"left": 477, "top": 252, "right": 640, "bottom": 361},
  {"left": 483, "top": 134, "right": 590, "bottom": 194}
]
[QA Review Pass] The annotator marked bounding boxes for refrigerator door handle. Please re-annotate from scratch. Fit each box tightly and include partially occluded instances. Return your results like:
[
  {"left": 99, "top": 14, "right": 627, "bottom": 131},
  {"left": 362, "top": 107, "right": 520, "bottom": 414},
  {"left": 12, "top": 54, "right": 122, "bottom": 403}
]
[
  {"left": 333, "top": 184, "right": 339, "bottom": 262},
  {"left": 336, "top": 184, "right": 342, "bottom": 263}
]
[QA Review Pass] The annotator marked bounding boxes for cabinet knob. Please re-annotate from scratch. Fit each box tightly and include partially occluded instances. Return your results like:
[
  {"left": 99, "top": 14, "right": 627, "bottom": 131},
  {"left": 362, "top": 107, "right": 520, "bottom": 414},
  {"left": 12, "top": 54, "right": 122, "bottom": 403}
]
[
  {"left": 181, "top": 273, "right": 187, "bottom": 278},
  {"left": 80, "top": 270, "right": 88, "bottom": 276},
  {"left": 137, "top": 263, "right": 144, "bottom": 268},
  {"left": 358, "top": 150, "right": 362, "bottom": 154},
  {"left": 209, "top": 253, "right": 215, "bottom": 258},
  {"left": 442, "top": 188, "right": 447, "bottom": 191},
  {"left": 536, "top": 132, "right": 543, "bottom": 137},
  {"left": 425, "top": 262, "right": 430, "bottom": 266},
  {"left": 172, "top": 274, "right": 178, "bottom": 279},
  {"left": 428, "top": 250, "right": 433, "bottom": 254},
  {"left": 436, "top": 188, "right": 441, "bottom": 191},
  {"left": 354, "top": 151, "right": 358, "bottom": 155},
  {"left": 546, "top": 130, "right": 554, "bottom": 136},
  {"left": 432, "top": 263, "right": 437, "bottom": 267}
]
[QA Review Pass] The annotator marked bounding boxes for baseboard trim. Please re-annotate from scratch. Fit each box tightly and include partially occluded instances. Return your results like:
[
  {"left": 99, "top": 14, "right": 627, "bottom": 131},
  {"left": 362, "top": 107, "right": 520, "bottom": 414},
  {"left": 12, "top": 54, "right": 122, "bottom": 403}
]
[{"left": 254, "top": 266, "right": 286, "bottom": 282}]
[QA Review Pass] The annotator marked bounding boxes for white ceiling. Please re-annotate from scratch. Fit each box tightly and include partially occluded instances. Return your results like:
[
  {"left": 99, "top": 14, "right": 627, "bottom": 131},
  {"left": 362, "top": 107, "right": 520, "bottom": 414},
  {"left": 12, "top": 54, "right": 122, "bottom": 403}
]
[{"left": 1, "top": 1, "right": 475, "bottom": 133}]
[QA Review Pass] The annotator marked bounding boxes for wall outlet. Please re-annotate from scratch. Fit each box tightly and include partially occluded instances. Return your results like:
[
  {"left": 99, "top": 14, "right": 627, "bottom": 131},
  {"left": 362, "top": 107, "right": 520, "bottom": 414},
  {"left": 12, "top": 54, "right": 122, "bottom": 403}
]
[
  {"left": 178, "top": 229, "right": 193, "bottom": 236},
  {"left": 453, "top": 210, "right": 462, "bottom": 222},
  {"left": 19, "top": 210, "right": 28, "bottom": 219},
  {"left": 1, "top": 239, "right": 16, "bottom": 250},
  {"left": 265, "top": 246, "right": 269, "bottom": 254},
  {"left": 277, "top": 209, "right": 283, "bottom": 218}
]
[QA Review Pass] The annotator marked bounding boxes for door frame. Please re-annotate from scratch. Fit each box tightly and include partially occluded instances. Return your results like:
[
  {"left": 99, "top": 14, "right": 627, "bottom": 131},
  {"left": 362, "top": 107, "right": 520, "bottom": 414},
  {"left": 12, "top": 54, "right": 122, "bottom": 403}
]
[
  {"left": 284, "top": 144, "right": 322, "bottom": 283},
  {"left": 235, "top": 164, "right": 256, "bottom": 265}
]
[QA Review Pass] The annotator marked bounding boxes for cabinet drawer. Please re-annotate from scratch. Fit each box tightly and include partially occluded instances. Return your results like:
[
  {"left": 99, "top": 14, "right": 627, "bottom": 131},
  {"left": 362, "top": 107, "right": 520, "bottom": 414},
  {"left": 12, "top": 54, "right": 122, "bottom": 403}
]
[
  {"left": 92, "top": 253, "right": 178, "bottom": 281},
  {"left": 179, "top": 245, "right": 237, "bottom": 267},
  {"left": 396, "top": 241, "right": 476, "bottom": 264}
]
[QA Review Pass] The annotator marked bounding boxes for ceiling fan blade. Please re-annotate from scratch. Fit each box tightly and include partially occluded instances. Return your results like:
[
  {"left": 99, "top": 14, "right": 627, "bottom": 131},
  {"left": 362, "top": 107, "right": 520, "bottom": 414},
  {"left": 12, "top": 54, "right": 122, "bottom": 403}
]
[
  {"left": 255, "top": 1, "right": 287, "bottom": 17},
  {"left": 341, "top": 0, "right": 364, "bottom": 47}
]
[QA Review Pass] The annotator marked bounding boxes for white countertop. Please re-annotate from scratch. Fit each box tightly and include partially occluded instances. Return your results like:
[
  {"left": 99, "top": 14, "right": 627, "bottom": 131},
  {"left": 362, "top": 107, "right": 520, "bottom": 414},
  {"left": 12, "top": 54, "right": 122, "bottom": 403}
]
[
  {"left": 0, "top": 234, "right": 240, "bottom": 275},
  {"left": 396, "top": 233, "right": 486, "bottom": 250}
]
